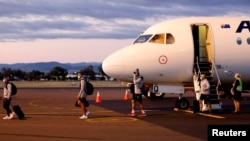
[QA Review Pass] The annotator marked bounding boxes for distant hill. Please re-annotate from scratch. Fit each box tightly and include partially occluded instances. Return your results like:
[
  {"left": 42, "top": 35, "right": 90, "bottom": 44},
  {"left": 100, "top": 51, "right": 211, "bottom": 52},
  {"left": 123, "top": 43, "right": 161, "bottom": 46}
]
[{"left": 0, "top": 62, "right": 102, "bottom": 72}]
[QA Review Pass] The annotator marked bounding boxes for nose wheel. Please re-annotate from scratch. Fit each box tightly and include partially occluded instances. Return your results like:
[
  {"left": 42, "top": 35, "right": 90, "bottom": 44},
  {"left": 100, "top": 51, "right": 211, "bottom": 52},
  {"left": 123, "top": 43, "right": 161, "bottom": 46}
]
[{"left": 175, "top": 98, "right": 189, "bottom": 110}]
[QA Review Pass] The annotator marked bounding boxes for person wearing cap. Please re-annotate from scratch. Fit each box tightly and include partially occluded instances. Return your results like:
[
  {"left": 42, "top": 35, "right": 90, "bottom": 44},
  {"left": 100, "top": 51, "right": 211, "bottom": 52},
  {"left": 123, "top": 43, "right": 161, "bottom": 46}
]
[
  {"left": 2, "top": 77, "right": 14, "bottom": 120},
  {"left": 231, "top": 73, "right": 243, "bottom": 113},
  {"left": 128, "top": 69, "right": 146, "bottom": 117}
]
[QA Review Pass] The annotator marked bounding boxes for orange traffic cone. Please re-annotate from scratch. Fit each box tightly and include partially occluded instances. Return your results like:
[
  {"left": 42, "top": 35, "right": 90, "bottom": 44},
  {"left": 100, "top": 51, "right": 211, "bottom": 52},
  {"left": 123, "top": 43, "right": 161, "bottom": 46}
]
[
  {"left": 96, "top": 91, "right": 102, "bottom": 103},
  {"left": 124, "top": 89, "right": 130, "bottom": 101}
]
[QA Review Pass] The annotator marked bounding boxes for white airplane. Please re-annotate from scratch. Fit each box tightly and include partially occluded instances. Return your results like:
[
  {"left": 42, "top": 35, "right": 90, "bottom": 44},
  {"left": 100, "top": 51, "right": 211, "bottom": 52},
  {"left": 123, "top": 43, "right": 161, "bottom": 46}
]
[{"left": 102, "top": 17, "right": 250, "bottom": 110}]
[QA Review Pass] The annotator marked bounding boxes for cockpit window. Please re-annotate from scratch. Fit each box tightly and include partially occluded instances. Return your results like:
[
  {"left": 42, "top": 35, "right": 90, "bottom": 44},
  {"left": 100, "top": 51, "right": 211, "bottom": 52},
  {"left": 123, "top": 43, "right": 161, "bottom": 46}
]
[
  {"left": 133, "top": 33, "right": 175, "bottom": 44},
  {"left": 149, "top": 33, "right": 175, "bottom": 44},
  {"left": 133, "top": 34, "right": 152, "bottom": 44},
  {"left": 149, "top": 34, "right": 165, "bottom": 44},
  {"left": 166, "top": 33, "right": 175, "bottom": 44}
]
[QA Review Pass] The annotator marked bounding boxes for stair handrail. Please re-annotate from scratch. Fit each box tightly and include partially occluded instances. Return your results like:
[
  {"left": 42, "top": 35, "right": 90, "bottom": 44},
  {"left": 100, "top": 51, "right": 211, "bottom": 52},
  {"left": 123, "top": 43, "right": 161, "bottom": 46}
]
[
  {"left": 193, "top": 57, "right": 201, "bottom": 98},
  {"left": 210, "top": 58, "right": 221, "bottom": 95},
  {"left": 195, "top": 57, "right": 201, "bottom": 77}
]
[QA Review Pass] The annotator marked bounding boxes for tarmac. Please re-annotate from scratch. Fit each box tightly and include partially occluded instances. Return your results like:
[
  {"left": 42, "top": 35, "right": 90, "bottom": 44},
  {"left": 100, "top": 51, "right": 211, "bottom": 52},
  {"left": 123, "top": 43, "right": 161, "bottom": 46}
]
[{"left": 0, "top": 88, "right": 250, "bottom": 141}]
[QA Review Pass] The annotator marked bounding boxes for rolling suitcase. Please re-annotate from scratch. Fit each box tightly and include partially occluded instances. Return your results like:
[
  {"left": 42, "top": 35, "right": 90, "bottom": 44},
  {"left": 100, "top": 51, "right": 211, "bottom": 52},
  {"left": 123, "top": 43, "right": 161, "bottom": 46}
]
[
  {"left": 193, "top": 100, "right": 200, "bottom": 114},
  {"left": 12, "top": 104, "right": 25, "bottom": 120}
]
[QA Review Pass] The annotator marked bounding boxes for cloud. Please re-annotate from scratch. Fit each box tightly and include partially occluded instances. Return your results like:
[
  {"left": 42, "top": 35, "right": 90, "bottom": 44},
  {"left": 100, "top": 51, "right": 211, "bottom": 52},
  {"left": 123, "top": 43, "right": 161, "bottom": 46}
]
[{"left": 0, "top": 0, "right": 249, "bottom": 41}]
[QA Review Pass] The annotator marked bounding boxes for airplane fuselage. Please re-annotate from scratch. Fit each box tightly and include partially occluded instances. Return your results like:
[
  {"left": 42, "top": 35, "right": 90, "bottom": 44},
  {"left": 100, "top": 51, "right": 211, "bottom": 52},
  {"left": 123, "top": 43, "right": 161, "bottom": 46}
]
[{"left": 103, "top": 17, "right": 250, "bottom": 92}]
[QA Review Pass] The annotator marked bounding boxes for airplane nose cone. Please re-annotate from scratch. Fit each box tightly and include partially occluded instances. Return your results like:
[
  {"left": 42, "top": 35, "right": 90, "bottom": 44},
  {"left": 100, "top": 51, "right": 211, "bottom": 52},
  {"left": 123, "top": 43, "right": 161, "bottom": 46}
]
[{"left": 102, "top": 49, "right": 125, "bottom": 78}]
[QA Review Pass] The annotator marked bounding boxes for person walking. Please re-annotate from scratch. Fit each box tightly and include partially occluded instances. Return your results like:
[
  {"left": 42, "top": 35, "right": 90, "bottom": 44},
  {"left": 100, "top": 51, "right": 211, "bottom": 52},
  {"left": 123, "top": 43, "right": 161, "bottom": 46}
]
[
  {"left": 76, "top": 71, "right": 90, "bottom": 119},
  {"left": 128, "top": 69, "right": 146, "bottom": 117},
  {"left": 199, "top": 74, "right": 212, "bottom": 113},
  {"left": 2, "top": 77, "right": 14, "bottom": 120},
  {"left": 231, "top": 73, "right": 243, "bottom": 114}
]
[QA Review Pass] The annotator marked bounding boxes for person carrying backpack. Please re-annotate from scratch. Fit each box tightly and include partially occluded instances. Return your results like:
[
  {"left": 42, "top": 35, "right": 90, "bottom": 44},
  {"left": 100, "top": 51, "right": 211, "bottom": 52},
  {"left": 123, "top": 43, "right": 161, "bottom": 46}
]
[
  {"left": 128, "top": 69, "right": 146, "bottom": 117},
  {"left": 2, "top": 76, "right": 15, "bottom": 120},
  {"left": 76, "top": 71, "right": 91, "bottom": 119}
]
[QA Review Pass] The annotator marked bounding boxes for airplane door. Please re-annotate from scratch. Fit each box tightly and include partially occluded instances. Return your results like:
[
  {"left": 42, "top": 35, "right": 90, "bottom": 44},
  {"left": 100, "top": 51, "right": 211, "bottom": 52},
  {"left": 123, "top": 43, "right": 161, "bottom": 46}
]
[{"left": 192, "top": 24, "right": 214, "bottom": 63}]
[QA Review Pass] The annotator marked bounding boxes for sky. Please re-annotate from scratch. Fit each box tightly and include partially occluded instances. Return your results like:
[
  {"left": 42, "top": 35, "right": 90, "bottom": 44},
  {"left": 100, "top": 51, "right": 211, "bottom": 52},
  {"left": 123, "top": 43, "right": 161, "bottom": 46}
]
[{"left": 0, "top": 0, "right": 249, "bottom": 64}]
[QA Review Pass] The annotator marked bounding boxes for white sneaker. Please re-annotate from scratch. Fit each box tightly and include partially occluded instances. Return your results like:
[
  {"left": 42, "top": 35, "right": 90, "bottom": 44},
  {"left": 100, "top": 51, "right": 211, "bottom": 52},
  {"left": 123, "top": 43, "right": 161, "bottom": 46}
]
[
  {"left": 79, "top": 115, "right": 88, "bottom": 119},
  {"left": 3, "top": 115, "right": 9, "bottom": 120},
  {"left": 86, "top": 111, "right": 91, "bottom": 116},
  {"left": 8, "top": 113, "right": 14, "bottom": 119}
]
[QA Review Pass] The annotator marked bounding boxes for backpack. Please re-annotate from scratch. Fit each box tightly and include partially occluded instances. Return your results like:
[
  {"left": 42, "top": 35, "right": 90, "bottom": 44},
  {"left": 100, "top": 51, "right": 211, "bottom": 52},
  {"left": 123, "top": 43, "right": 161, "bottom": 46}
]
[
  {"left": 84, "top": 80, "right": 94, "bottom": 95},
  {"left": 138, "top": 76, "right": 144, "bottom": 89},
  {"left": 7, "top": 82, "right": 17, "bottom": 96}
]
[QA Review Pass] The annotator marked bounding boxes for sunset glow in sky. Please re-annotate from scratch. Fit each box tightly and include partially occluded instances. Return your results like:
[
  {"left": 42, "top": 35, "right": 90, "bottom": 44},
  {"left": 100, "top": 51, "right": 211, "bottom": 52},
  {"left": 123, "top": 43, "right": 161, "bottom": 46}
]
[{"left": 0, "top": 0, "right": 249, "bottom": 64}]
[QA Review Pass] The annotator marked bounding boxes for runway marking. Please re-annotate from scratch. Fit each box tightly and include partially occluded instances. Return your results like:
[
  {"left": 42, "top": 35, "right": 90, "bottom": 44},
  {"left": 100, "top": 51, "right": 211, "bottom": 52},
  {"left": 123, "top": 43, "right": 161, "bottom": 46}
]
[
  {"left": 181, "top": 110, "right": 225, "bottom": 119},
  {"left": 29, "top": 100, "right": 63, "bottom": 110},
  {"left": 72, "top": 109, "right": 114, "bottom": 113},
  {"left": 86, "top": 117, "right": 137, "bottom": 122},
  {"left": 53, "top": 107, "right": 63, "bottom": 110},
  {"left": 0, "top": 132, "right": 102, "bottom": 140},
  {"left": 18, "top": 112, "right": 79, "bottom": 115},
  {"left": 29, "top": 101, "right": 38, "bottom": 107},
  {"left": 73, "top": 110, "right": 138, "bottom": 122},
  {"left": 136, "top": 109, "right": 161, "bottom": 112}
]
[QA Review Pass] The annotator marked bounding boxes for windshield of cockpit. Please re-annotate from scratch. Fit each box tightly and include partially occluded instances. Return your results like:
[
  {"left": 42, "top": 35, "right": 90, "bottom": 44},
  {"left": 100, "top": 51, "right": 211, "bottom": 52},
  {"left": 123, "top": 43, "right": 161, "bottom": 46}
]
[
  {"left": 133, "top": 33, "right": 175, "bottom": 44},
  {"left": 133, "top": 34, "right": 152, "bottom": 43}
]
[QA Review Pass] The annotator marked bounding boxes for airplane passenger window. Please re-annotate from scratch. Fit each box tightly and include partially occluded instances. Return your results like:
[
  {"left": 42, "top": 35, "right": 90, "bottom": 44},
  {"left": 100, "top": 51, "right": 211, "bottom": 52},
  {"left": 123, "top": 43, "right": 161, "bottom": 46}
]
[
  {"left": 166, "top": 33, "right": 175, "bottom": 44},
  {"left": 149, "top": 34, "right": 164, "bottom": 44},
  {"left": 133, "top": 34, "right": 152, "bottom": 44},
  {"left": 236, "top": 37, "right": 242, "bottom": 45}
]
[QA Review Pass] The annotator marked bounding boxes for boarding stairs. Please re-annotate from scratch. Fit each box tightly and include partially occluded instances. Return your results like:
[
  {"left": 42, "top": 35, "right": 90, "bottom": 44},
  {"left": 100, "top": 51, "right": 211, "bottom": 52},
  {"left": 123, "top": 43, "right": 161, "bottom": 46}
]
[{"left": 193, "top": 59, "right": 222, "bottom": 111}]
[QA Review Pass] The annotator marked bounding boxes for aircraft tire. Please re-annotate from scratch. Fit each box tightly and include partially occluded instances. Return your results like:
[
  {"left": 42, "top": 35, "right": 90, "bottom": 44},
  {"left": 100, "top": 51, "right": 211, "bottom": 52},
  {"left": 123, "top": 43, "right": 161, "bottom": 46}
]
[{"left": 175, "top": 98, "right": 189, "bottom": 110}]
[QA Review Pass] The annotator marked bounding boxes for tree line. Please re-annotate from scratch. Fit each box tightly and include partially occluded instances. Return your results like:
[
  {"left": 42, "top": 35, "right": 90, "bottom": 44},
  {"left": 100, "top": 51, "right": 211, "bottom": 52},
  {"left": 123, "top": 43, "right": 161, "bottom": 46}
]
[{"left": 0, "top": 64, "right": 109, "bottom": 81}]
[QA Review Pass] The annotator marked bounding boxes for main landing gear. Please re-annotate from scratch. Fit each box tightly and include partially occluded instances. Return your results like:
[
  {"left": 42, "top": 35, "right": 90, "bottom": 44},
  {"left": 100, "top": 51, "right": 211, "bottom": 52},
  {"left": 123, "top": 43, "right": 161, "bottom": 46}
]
[{"left": 175, "top": 97, "right": 189, "bottom": 110}]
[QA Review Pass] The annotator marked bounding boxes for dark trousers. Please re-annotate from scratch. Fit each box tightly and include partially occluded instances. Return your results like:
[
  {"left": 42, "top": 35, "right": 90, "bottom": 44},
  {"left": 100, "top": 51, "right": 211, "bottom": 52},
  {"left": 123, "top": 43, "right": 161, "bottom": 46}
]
[{"left": 3, "top": 98, "right": 12, "bottom": 116}]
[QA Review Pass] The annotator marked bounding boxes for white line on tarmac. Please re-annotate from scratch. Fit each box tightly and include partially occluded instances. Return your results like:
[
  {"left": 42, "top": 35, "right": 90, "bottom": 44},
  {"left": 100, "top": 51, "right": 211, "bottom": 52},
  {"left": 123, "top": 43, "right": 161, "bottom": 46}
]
[{"left": 181, "top": 110, "right": 225, "bottom": 119}]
